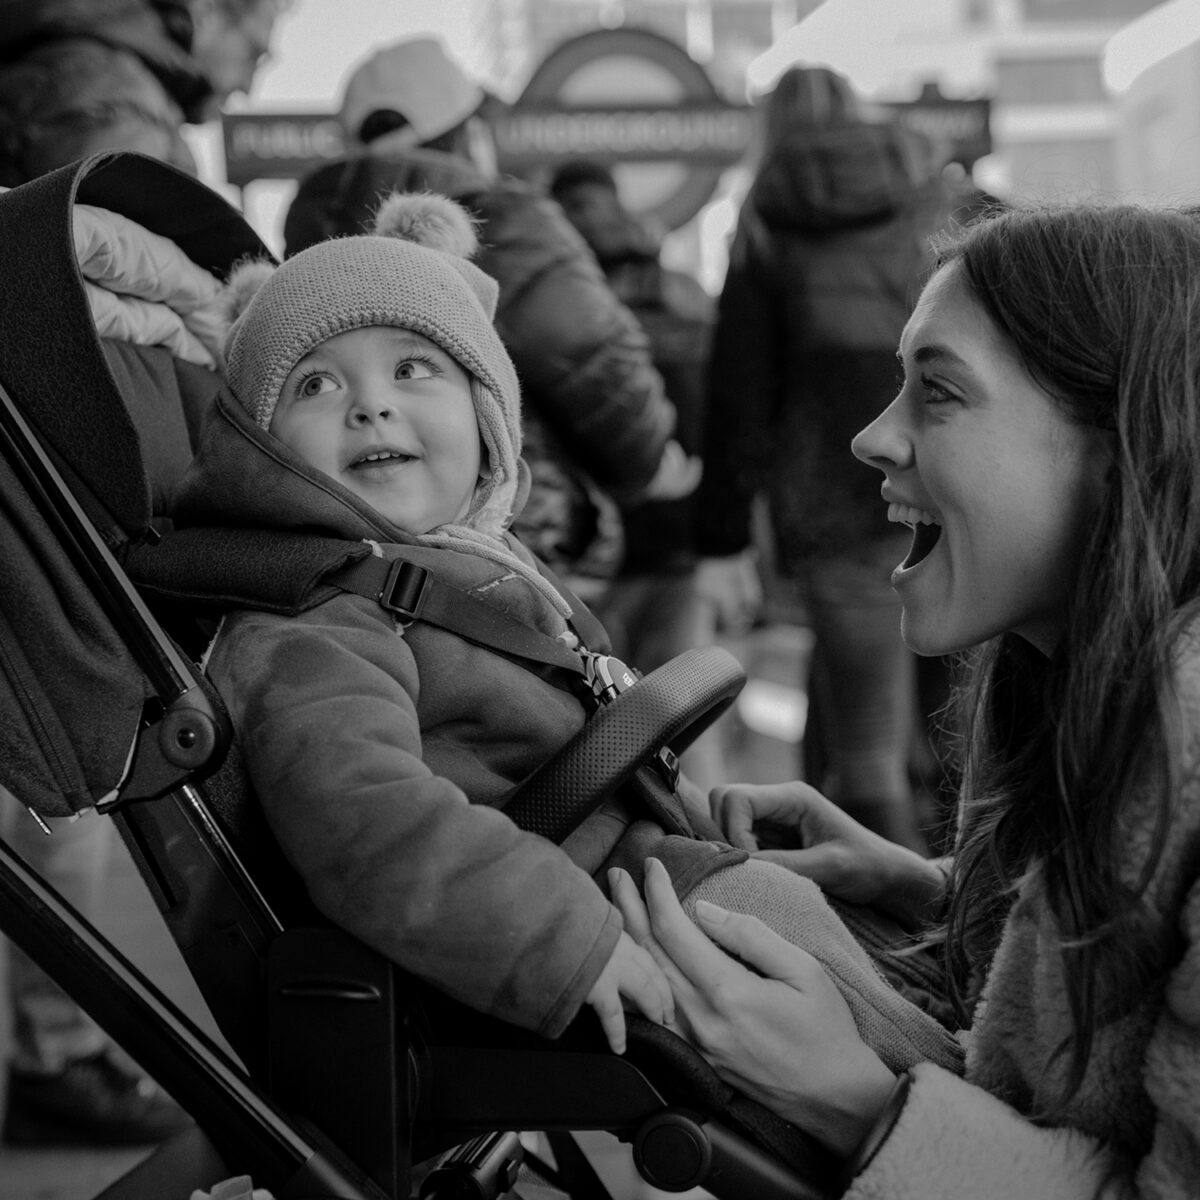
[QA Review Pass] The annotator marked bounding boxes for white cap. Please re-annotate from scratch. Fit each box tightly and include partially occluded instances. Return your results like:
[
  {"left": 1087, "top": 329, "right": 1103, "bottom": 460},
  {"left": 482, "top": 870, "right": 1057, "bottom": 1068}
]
[{"left": 339, "top": 37, "right": 484, "bottom": 146}]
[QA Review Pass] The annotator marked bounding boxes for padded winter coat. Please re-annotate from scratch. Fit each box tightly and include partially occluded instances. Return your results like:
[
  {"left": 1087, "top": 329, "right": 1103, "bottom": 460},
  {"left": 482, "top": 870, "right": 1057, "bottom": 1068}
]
[
  {"left": 172, "top": 393, "right": 742, "bottom": 1038},
  {"left": 695, "top": 120, "right": 951, "bottom": 570}
]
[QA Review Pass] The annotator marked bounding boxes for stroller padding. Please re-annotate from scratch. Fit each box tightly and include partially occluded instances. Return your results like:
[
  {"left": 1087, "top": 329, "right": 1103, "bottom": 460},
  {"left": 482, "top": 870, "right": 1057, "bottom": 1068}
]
[
  {"left": 128, "top": 526, "right": 377, "bottom": 616},
  {"left": 0, "top": 152, "right": 268, "bottom": 538},
  {"left": 0, "top": 153, "right": 266, "bottom": 817}
]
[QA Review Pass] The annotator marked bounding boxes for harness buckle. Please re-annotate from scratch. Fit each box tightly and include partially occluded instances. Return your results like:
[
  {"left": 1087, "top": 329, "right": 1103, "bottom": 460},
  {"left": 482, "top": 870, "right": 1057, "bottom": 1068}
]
[
  {"left": 582, "top": 652, "right": 640, "bottom": 707},
  {"left": 378, "top": 560, "right": 431, "bottom": 625},
  {"left": 655, "top": 745, "right": 680, "bottom": 790}
]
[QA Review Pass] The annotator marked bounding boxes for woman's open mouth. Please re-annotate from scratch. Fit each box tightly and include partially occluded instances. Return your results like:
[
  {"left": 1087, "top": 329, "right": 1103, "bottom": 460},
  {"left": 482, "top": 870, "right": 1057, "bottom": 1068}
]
[{"left": 888, "top": 503, "right": 942, "bottom": 570}]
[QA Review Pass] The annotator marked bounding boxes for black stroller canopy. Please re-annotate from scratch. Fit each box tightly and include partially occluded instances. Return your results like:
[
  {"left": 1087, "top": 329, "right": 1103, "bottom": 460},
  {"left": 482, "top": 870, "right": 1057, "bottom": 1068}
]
[
  {"left": 0, "top": 153, "right": 269, "bottom": 818},
  {"left": 0, "top": 151, "right": 269, "bottom": 537}
]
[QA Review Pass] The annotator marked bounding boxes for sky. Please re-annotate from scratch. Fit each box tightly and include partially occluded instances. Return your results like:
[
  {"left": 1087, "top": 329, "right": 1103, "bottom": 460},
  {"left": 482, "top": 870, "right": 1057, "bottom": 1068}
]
[{"left": 247, "top": 0, "right": 487, "bottom": 110}]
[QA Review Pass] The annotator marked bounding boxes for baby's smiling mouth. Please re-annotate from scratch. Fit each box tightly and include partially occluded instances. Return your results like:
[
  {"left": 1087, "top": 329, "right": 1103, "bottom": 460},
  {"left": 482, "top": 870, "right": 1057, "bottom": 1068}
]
[
  {"left": 349, "top": 449, "right": 415, "bottom": 470},
  {"left": 888, "top": 502, "right": 943, "bottom": 569}
]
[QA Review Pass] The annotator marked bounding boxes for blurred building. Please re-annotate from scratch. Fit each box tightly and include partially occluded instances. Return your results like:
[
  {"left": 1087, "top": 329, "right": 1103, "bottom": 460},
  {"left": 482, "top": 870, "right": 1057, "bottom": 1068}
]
[
  {"left": 984, "top": 0, "right": 1163, "bottom": 200},
  {"left": 478, "top": 0, "right": 1182, "bottom": 246},
  {"left": 1103, "top": 0, "right": 1200, "bottom": 203},
  {"left": 749, "top": 0, "right": 1166, "bottom": 203}
]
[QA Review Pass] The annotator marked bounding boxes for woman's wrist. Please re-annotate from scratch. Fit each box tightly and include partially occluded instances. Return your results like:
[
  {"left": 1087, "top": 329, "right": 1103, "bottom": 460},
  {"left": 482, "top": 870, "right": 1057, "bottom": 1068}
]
[
  {"left": 800, "top": 1060, "right": 900, "bottom": 1160},
  {"left": 833, "top": 1070, "right": 912, "bottom": 1193}
]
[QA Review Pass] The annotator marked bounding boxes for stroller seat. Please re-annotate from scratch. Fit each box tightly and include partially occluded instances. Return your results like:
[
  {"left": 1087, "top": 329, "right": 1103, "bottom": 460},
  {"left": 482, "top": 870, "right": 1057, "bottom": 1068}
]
[{"left": 0, "top": 151, "right": 837, "bottom": 1200}]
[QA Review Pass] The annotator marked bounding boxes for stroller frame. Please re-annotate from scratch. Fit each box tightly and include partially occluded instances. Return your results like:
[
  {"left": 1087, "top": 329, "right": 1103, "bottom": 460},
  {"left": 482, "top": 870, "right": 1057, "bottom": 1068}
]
[{"left": 0, "top": 152, "right": 835, "bottom": 1200}]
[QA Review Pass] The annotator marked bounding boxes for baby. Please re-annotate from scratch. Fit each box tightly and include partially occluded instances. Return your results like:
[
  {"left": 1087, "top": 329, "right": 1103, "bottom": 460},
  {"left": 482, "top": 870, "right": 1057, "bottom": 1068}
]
[{"left": 175, "top": 192, "right": 960, "bottom": 1071}]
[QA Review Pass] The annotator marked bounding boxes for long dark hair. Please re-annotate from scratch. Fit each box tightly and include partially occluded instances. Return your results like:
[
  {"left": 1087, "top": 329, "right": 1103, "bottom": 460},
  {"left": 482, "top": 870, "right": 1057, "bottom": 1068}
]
[{"left": 937, "top": 205, "right": 1200, "bottom": 1107}]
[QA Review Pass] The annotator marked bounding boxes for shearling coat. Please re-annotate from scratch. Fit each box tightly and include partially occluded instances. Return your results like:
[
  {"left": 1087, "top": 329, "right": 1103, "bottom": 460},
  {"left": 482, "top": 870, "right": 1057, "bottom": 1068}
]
[
  {"left": 173, "top": 391, "right": 743, "bottom": 1039},
  {"left": 846, "top": 628, "right": 1200, "bottom": 1198}
]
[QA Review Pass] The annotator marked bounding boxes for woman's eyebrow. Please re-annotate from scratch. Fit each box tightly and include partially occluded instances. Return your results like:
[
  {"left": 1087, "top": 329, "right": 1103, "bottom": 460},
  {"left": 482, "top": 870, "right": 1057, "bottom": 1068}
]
[{"left": 911, "top": 343, "right": 969, "bottom": 368}]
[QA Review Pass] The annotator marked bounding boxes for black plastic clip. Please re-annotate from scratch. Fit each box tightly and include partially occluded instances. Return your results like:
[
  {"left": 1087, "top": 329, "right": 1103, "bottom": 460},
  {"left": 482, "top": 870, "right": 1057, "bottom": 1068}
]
[
  {"left": 655, "top": 745, "right": 680, "bottom": 790},
  {"left": 378, "top": 559, "right": 431, "bottom": 625},
  {"left": 583, "top": 652, "right": 640, "bottom": 707}
]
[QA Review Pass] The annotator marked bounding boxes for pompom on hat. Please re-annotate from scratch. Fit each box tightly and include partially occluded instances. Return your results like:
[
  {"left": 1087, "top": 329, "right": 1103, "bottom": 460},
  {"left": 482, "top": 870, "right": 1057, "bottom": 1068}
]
[{"left": 222, "top": 192, "right": 523, "bottom": 537}]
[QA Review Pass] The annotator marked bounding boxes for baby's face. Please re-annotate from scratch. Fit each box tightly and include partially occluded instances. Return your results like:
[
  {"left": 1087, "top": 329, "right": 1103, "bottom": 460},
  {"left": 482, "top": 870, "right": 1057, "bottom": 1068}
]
[{"left": 271, "top": 326, "right": 484, "bottom": 534}]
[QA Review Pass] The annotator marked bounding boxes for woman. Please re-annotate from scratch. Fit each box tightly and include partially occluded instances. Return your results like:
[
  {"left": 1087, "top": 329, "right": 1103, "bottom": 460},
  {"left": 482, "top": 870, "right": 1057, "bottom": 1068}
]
[{"left": 613, "top": 204, "right": 1200, "bottom": 1196}]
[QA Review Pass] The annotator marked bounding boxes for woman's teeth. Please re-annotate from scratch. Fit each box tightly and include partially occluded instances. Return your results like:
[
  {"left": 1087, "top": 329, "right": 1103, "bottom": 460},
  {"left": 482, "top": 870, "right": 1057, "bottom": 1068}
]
[
  {"left": 888, "top": 502, "right": 938, "bottom": 528},
  {"left": 889, "top": 503, "right": 943, "bottom": 569}
]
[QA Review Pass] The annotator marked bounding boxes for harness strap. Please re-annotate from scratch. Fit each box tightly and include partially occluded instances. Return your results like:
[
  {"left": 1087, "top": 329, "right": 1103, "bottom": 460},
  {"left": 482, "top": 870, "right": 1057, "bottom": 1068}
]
[{"left": 330, "top": 555, "right": 594, "bottom": 696}]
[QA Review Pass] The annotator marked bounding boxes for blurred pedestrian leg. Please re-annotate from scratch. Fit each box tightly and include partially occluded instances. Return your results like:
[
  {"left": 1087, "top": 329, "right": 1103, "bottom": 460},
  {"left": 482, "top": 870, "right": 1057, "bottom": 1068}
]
[{"left": 798, "top": 536, "right": 928, "bottom": 853}]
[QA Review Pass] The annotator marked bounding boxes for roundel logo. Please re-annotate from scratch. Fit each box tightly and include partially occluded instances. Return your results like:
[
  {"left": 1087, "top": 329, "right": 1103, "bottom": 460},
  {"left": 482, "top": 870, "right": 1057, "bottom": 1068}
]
[{"left": 495, "top": 27, "right": 752, "bottom": 230}]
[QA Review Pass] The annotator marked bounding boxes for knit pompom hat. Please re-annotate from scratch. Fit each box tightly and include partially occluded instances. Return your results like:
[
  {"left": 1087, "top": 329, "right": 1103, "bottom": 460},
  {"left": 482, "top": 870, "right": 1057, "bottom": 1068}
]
[{"left": 222, "top": 192, "right": 523, "bottom": 538}]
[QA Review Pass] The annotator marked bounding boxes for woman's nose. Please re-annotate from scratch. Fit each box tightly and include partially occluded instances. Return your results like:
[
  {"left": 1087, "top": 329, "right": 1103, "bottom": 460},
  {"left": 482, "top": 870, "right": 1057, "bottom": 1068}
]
[{"left": 851, "top": 399, "right": 909, "bottom": 471}]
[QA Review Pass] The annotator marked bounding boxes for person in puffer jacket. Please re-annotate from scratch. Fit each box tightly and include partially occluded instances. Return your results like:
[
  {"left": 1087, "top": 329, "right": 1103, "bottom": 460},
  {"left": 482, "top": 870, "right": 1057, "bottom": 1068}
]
[
  {"left": 173, "top": 190, "right": 964, "bottom": 1081},
  {"left": 281, "top": 36, "right": 699, "bottom": 604},
  {"left": 694, "top": 65, "right": 956, "bottom": 854}
]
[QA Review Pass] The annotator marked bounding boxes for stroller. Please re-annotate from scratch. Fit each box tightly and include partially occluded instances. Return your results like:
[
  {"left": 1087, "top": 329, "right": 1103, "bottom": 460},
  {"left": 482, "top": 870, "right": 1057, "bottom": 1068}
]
[{"left": 0, "top": 151, "right": 840, "bottom": 1200}]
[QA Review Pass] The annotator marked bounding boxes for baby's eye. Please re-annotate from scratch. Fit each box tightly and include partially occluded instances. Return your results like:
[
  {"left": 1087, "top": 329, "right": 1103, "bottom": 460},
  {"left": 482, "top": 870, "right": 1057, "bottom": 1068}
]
[
  {"left": 296, "top": 371, "right": 336, "bottom": 398},
  {"left": 396, "top": 356, "right": 437, "bottom": 381}
]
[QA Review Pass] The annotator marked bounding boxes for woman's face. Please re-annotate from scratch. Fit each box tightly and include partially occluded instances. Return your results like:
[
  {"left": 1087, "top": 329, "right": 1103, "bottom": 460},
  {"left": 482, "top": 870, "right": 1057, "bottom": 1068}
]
[{"left": 851, "top": 263, "right": 1110, "bottom": 658}]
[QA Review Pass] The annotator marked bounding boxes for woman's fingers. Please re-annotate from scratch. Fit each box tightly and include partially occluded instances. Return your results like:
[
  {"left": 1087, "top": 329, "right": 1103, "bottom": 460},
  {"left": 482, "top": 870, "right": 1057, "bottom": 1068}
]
[
  {"left": 609, "top": 866, "right": 652, "bottom": 944},
  {"left": 609, "top": 868, "right": 696, "bottom": 1028},
  {"left": 692, "top": 899, "right": 820, "bottom": 992},
  {"left": 642, "top": 858, "right": 749, "bottom": 989},
  {"left": 752, "top": 843, "right": 848, "bottom": 889},
  {"left": 712, "top": 787, "right": 760, "bottom": 850},
  {"left": 710, "top": 781, "right": 827, "bottom": 849}
]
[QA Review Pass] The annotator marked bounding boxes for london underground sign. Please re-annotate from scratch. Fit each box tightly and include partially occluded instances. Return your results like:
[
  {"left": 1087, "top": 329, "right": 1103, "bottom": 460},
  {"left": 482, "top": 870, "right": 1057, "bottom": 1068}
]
[
  {"left": 494, "top": 104, "right": 752, "bottom": 166},
  {"left": 222, "top": 31, "right": 990, "bottom": 226},
  {"left": 221, "top": 26, "right": 749, "bottom": 230},
  {"left": 501, "top": 27, "right": 750, "bottom": 230}
]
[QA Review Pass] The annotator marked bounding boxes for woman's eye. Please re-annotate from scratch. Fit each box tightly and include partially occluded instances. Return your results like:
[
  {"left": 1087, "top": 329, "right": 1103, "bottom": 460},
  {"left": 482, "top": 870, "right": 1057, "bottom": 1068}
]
[
  {"left": 296, "top": 372, "right": 335, "bottom": 398},
  {"left": 396, "top": 357, "right": 436, "bottom": 381},
  {"left": 919, "top": 374, "right": 957, "bottom": 405}
]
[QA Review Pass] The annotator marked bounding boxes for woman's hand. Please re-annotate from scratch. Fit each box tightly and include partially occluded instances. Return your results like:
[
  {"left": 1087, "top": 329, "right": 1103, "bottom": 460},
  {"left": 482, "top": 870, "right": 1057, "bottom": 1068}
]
[
  {"left": 610, "top": 860, "right": 896, "bottom": 1156},
  {"left": 710, "top": 781, "right": 947, "bottom": 931}
]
